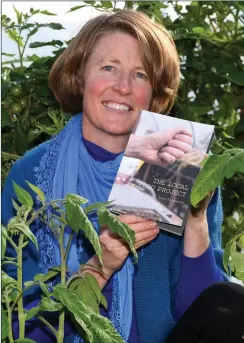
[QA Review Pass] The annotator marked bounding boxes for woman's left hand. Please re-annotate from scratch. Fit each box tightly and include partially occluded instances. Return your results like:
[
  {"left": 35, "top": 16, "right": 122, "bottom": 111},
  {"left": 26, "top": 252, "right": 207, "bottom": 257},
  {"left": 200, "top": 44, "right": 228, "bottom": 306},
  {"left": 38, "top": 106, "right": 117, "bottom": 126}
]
[{"left": 184, "top": 191, "right": 213, "bottom": 258}]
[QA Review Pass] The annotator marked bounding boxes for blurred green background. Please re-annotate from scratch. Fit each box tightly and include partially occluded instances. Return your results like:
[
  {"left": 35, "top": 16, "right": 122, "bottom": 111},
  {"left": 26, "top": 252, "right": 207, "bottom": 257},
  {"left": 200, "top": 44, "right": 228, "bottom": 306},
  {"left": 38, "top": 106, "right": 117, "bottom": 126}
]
[{"left": 2, "top": 1, "right": 244, "bottom": 247}]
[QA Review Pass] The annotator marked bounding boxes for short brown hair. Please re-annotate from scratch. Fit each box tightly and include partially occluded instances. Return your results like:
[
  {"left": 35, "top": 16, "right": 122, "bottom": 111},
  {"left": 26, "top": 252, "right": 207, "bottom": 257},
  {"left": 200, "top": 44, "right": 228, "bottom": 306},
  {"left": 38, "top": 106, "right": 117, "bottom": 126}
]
[{"left": 49, "top": 9, "right": 180, "bottom": 114}]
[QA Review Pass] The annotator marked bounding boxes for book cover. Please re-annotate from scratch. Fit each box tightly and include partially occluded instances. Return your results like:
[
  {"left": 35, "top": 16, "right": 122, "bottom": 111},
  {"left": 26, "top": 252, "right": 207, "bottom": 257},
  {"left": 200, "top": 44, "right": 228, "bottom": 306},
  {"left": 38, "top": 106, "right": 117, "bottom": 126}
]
[{"left": 108, "top": 110, "right": 215, "bottom": 236}]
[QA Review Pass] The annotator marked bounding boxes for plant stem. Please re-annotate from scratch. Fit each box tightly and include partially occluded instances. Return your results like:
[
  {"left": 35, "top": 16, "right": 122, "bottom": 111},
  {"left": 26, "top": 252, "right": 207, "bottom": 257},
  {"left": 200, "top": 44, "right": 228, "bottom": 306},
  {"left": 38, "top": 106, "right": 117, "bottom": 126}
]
[
  {"left": 17, "top": 234, "right": 25, "bottom": 339},
  {"left": 57, "top": 228, "right": 65, "bottom": 343},
  {"left": 64, "top": 232, "right": 74, "bottom": 262},
  {"left": 26, "top": 199, "right": 64, "bottom": 227},
  {"left": 37, "top": 315, "right": 58, "bottom": 337},
  {"left": 10, "top": 281, "right": 40, "bottom": 312},
  {"left": 5, "top": 296, "right": 14, "bottom": 343}
]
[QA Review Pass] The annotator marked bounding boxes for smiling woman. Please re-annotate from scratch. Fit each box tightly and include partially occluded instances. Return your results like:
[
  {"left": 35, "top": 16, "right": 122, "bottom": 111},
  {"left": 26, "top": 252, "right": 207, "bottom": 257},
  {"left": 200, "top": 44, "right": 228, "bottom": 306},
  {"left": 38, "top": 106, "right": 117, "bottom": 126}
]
[{"left": 2, "top": 8, "right": 233, "bottom": 343}]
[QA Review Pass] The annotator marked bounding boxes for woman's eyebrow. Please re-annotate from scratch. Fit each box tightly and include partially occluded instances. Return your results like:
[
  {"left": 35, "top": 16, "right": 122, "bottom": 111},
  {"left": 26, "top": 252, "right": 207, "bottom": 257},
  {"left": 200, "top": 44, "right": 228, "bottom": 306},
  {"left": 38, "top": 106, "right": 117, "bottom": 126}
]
[{"left": 98, "top": 57, "right": 145, "bottom": 70}]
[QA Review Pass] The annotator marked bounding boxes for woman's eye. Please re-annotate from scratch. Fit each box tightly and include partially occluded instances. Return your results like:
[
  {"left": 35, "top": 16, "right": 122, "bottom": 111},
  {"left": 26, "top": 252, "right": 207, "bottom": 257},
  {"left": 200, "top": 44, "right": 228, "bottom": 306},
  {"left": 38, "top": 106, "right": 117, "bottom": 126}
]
[
  {"left": 136, "top": 72, "right": 147, "bottom": 80},
  {"left": 103, "top": 65, "right": 114, "bottom": 72}
]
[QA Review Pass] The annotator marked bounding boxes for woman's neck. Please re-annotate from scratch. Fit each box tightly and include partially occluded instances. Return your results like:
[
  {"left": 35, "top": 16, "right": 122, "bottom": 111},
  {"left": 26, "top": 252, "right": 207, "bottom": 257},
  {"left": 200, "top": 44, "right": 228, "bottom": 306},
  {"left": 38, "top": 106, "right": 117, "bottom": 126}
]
[{"left": 82, "top": 118, "right": 129, "bottom": 154}]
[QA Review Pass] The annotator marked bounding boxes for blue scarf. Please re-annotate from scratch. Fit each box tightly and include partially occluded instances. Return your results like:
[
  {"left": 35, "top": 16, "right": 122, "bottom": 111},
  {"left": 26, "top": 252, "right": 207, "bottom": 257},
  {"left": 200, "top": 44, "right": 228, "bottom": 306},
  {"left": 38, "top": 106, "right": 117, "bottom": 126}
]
[{"left": 38, "top": 113, "right": 134, "bottom": 342}]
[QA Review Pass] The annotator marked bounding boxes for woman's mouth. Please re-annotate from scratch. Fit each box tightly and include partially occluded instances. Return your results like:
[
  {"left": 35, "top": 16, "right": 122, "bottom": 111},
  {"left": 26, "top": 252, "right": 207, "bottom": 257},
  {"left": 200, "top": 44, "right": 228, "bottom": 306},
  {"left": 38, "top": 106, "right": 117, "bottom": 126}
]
[{"left": 102, "top": 101, "right": 133, "bottom": 111}]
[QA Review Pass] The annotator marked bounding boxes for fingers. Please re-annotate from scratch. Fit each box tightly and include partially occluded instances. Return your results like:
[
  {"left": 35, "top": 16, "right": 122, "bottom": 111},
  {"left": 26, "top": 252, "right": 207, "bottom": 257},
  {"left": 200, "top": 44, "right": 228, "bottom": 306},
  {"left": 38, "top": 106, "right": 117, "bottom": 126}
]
[
  {"left": 167, "top": 138, "right": 192, "bottom": 153},
  {"left": 119, "top": 214, "right": 150, "bottom": 225},
  {"left": 135, "top": 227, "right": 159, "bottom": 243},
  {"left": 135, "top": 231, "right": 159, "bottom": 249},
  {"left": 174, "top": 133, "right": 193, "bottom": 145},
  {"left": 159, "top": 147, "right": 184, "bottom": 161}
]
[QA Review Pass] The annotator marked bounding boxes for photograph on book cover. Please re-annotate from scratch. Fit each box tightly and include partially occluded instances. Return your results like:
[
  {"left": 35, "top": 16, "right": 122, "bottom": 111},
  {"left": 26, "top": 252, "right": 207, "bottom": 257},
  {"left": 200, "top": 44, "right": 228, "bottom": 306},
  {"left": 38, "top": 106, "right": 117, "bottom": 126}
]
[{"left": 108, "top": 110, "right": 215, "bottom": 234}]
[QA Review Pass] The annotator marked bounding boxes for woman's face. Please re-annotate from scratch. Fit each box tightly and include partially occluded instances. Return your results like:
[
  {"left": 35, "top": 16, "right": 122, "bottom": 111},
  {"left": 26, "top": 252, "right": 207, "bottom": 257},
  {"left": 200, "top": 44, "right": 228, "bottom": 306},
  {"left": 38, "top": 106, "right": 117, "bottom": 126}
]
[{"left": 82, "top": 32, "right": 152, "bottom": 142}]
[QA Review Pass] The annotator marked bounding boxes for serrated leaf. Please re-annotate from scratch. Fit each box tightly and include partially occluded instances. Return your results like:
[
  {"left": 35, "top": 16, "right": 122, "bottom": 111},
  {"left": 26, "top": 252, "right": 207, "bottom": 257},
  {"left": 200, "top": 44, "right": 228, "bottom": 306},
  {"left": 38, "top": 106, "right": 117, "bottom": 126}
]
[
  {"left": 190, "top": 149, "right": 244, "bottom": 207},
  {"left": 84, "top": 201, "right": 112, "bottom": 214},
  {"left": 89, "top": 312, "right": 125, "bottom": 343},
  {"left": 14, "top": 223, "right": 38, "bottom": 249},
  {"left": 69, "top": 276, "right": 99, "bottom": 313},
  {"left": 26, "top": 181, "right": 46, "bottom": 204},
  {"left": 65, "top": 193, "right": 88, "bottom": 206},
  {"left": 13, "top": 181, "right": 33, "bottom": 208},
  {"left": 2, "top": 225, "right": 7, "bottom": 259},
  {"left": 54, "top": 286, "right": 126, "bottom": 343},
  {"left": 98, "top": 209, "right": 137, "bottom": 262},
  {"left": 53, "top": 286, "right": 93, "bottom": 342},
  {"left": 1, "top": 306, "right": 9, "bottom": 339},
  {"left": 2, "top": 270, "right": 17, "bottom": 291},
  {"left": 85, "top": 273, "right": 102, "bottom": 303},
  {"left": 34, "top": 267, "right": 60, "bottom": 282},
  {"left": 65, "top": 199, "right": 103, "bottom": 264},
  {"left": 26, "top": 297, "right": 62, "bottom": 320}
]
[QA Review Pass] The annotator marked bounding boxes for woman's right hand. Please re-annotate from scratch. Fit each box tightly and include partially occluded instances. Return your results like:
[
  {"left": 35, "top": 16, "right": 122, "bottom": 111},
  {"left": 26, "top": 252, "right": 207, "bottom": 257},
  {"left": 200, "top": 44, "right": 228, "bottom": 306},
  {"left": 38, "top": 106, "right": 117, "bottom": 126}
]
[
  {"left": 100, "top": 214, "right": 159, "bottom": 277},
  {"left": 81, "top": 215, "right": 159, "bottom": 289}
]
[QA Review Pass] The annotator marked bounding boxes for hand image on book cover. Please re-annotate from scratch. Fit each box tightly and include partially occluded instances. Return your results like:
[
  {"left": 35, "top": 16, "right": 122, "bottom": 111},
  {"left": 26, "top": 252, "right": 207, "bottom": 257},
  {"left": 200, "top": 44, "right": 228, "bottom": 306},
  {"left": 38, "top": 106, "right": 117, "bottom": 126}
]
[{"left": 108, "top": 110, "right": 214, "bottom": 234}]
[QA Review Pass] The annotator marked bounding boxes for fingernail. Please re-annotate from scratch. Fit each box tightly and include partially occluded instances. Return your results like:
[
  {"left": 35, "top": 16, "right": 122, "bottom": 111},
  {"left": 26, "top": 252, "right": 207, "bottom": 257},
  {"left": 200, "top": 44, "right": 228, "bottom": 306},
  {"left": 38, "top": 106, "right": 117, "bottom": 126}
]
[{"left": 150, "top": 222, "right": 158, "bottom": 229}]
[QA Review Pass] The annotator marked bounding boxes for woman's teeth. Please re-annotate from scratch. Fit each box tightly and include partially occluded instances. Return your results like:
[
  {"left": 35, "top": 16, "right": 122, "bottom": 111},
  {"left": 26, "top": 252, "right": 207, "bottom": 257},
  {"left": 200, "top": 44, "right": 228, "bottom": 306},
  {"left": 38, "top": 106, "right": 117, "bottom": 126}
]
[{"left": 103, "top": 102, "right": 130, "bottom": 111}]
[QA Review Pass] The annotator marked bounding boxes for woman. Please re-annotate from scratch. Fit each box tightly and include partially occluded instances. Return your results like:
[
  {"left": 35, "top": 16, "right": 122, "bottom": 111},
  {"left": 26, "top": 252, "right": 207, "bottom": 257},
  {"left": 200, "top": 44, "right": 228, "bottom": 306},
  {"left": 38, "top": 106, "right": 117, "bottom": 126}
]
[{"left": 2, "top": 9, "right": 236, "bottom": 343}]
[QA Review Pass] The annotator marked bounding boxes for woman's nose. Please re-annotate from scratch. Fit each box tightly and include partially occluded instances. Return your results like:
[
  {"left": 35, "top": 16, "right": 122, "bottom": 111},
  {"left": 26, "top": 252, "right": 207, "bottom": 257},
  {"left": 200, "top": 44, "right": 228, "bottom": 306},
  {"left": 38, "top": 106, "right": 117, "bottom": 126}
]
[{"left": 112, "top": 73, "right": 132, "bottom": 95}]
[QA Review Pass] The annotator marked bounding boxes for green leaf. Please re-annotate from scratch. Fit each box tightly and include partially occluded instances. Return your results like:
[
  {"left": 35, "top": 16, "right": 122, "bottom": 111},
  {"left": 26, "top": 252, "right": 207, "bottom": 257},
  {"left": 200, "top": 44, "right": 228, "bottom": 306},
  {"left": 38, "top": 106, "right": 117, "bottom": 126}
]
[
  {"left": 190, "top": 149, "right": 244, "bottom": 207},
  {"left": 2, "top": 270, "right": 17, "bottom": 291},
  {"left": 53, "top": 286, "right": 93, "bottom": 342},
  {"left": 2, "top": 52, "right": 15, "bottom": 57},
  {"left": 89, "top": 312, "right": 125, "bottom": 343},
  {"left": 13, "top": 5, "right": 22, "bottom": 25},
  {"left": 68, "top": 275, "right": 99, "bottom": 313},
  {"left": 67, "top": 5, "right": 87, "bottom": 13},
  {"left": 39, "top": 10, "right": 57, "bottom": 15},
  {"left": 1, "top": 306, "right": 9, "bottom": 339},
  {"left": 2, "top": 108, "right": 12, "bottom": 126},
  {"left": 98, "top": 209, "right": 138, "bottom": 263},
  {"left": 85, "top": 273, "right": 102, "bottom": 303},
  {"left": 26, "top": 297, "right": 62, "bottom": 320},
  {"left": 40, "top": 282, "right": 51, "bottom": 297},
  {"left": 65, "top": 193, "right": 88, "bottom": 206},
  {"left": 65, "top": 199, "right": 103, "bottom": 264},
  {"left": 218, "top": 71, "right": 244, "bottom": 86},
  {"left": 27, "top": 27, "right": 39, "bottom": 38},
  {"left": 2, "top": 261, "right": 22, "bottom": 269},
  {"left": 24, "top": 280, "right": 35, "bottom": 288},
  {"left": 230, "top": 251, "right": 244, "bottom": 281},
  {"left": 13, "top": 181, "right": 34, "bottom": 207},
  {"left": 53, "top": 286, "right": 126, "bottom": 343},
  {"left": 84, "top": 201, "right": 112, "bottom": 214},
  {"left": 34, "top": 266, "right": 60, "bottom": 282},
  {"left": 100, "top": 294, "right": 108, "bottom": 310},
  {"left": 29, "top": 40, "right": 63, "bottom": 48},
  {"left": 14, "top": 223, "right": 38, "bottom": 249},
  {"left": 2, "top": 225, "right": 7, "bottom": 259},
  {"left": 26, "top": 181, "right": 46, "bottom": 204},
  {"left": 12, "top": 199, "right": 20, "bottom": 212}
]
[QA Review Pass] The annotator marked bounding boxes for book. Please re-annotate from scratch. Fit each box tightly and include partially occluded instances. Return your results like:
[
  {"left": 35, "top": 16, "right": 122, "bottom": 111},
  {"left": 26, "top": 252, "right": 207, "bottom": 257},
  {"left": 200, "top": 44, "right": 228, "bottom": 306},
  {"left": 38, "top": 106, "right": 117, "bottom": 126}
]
[{"left": 108, "top": 110, "right": 215, "bottom": 236}]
